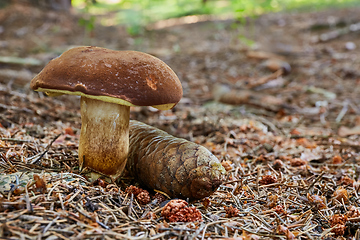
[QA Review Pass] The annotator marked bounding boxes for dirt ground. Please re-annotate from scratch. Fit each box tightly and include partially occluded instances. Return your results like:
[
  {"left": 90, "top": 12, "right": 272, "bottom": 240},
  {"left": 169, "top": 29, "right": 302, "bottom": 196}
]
[{"left": 1, "top": 3, "right": 360, "bottom": 239}]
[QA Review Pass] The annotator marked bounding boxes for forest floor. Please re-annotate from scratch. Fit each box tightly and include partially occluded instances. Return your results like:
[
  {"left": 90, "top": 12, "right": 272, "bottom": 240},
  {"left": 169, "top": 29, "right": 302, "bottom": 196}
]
[{"left": 1, "top": 3, "right": 360, "bottom": 239}]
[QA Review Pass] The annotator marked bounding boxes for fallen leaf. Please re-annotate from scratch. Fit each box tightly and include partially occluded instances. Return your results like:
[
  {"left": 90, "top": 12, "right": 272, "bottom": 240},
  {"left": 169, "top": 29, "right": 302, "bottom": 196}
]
[{"left": 338, "top": 125, "right": 360, "bottom": 137}]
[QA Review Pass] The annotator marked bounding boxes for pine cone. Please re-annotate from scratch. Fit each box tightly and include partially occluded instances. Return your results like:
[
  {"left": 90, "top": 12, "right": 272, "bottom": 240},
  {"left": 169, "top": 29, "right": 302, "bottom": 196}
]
[{"left": 127, "top": 120, "right": 226, "bottom": 200}]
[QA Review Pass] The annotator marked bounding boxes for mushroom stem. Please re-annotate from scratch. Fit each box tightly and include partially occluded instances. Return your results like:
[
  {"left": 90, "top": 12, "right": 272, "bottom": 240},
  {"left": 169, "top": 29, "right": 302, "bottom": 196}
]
[{"left": 78, "top": 96, "right": 130, "bottom": 181}]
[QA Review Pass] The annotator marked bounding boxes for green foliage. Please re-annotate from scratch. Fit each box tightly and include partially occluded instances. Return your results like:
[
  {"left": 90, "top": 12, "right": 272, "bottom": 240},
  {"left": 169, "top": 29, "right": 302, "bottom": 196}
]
[
  {"left": 231, "top": 0, "right": 279, "bottom": 21},
  {"left": 78, "top": 15, "right": 96, "bottom": 33},
  {"left": 238, "top": 35, "right": 256, "bottom": 47},
  {"left": 279, "top": 0, "right": 359, "bottom": 12},
  {"left": 123, "top": 10, "right": 143, "bottom": 35},
  {"left": 230, "top": 0, "right": 358, "bottom": 22},
  {"left": 72, "top": 0, "right": 359, "bottom": 36},
  {"left": 120, "top": 6, "right": 145, "bottom": 35},
  {"left": 114, "top": 0, "right": 215, "bottom": 35},
  {"left": 75, "top": 0, "right": 97, "bottom": 43}
]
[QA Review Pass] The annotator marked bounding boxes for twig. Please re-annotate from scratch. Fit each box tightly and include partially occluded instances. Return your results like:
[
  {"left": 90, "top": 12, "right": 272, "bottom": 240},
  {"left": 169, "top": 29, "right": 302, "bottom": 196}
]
[
  {"left": 31, "top": 134, "right": 61, "bottom": 164},
  {"left": 189, "top": 222, "right": 206, "bottom": 240},
  {"left": 72, "top": 204, "right": 111, "bottom": 230},
  {"left": 24, "top": 182, "right": 32, "bottom": 212},
  {"left": 201, "top": 220, "right": 230, "bottom": 240},
  {"left": 306, "top": 172, "right": 325, "bottom": 193},
  {"left": 43, "top": 216, "right": 60, "bottom": 234},
  {"left": 315, "top": 22, "right": 360, "bottom": 42},
  {"left": 335, "top": 100, "right": 349, "bottom": 123},
  {"left": 0, "top": 138, "right": 31, "bottom": 143},
  {"left": 58, "top": 192, "right": 65, "bottom": 211},
  {"left": 0, "top": 103, "right": 33, "bottom": 113},
  {"left": 248, "top": 212, "right": 273, "bottom": 229}
]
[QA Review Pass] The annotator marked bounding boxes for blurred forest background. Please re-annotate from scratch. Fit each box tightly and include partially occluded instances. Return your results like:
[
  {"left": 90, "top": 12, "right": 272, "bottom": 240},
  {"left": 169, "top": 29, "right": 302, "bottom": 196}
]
[
  {"left": 2, "top": 0, "right": 360, "bottom": 238},
  {"left": 2, "top": 0, "right": 359, "bottom": 36}
]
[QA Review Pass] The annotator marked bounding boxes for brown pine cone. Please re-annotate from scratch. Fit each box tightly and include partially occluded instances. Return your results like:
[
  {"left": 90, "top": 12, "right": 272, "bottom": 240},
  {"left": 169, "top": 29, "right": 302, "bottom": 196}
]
[{"left": 127, "top": 120, "right": 226, "bottom": 200}]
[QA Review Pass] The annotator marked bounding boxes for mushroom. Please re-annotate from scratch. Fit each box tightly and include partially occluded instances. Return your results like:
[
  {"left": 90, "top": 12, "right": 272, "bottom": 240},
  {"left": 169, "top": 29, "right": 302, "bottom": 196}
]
[{"left": 30, "top": 46, "right": 183, "bottom": 181}]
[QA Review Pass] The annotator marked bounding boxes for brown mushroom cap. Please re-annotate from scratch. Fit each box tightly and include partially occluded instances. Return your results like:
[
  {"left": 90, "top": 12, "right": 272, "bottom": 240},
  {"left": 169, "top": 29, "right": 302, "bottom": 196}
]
[{"left": 30, "top": 46, "right": 183, "bottom": 110}]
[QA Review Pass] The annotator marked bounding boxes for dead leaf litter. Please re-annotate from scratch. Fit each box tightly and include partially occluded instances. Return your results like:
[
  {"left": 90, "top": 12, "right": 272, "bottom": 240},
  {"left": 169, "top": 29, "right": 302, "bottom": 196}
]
[{"left": 0, "top": 3, "right": 360, "bottom": 239}]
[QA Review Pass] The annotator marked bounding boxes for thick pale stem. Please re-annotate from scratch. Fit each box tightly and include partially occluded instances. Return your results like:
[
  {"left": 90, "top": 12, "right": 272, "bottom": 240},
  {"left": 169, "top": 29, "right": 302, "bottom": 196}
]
[{"left": 79, "top": 96, "right": 130, "bottom": 180}]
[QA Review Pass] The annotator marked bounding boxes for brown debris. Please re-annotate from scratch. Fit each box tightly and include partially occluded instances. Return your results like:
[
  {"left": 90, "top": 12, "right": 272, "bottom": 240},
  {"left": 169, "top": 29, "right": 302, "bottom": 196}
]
[
  {"left": 94, "top": 178, "right": 108, "bottom": 188},
  {"left": 254, "top": 154, "right": 270, "bottom": 164},
  {"left": 290, "top": 158, "right": 307, "bottom": 167},
  {"left": 161, "top": 199, "right": 202, "bottom": 222},
  {"left": 214, "top": 86, "right": 286, "bottom": 113},
  {"left": 136, "top": 191, "right": 151, "bottom": 205},
  {"left": 125, "top": 185, "right": 142, "bottom": 196},
  {"left": 295, "top": 138, "right": 317, "bottom": 149},
  {"left": 347, "top": 206, "right": 360, "bottom": 219},
  {"left": 332, "top": 155, "right": 343, "bottom": 164},
  {"left": 262, "top": 59, "right": 291, "bottom": 74},
  {"left": 332, "top": 186, "right": 349, "bottom": 203},
  {"left": 267, "top": 194, "right": 279, "bottom": 208},
  {"left": 272, "top": 159, "right": 284, "bottom": 170},
  {"left": 153, "top": 192, "right": 167, "bottom": 203},
  {"left": 339, "top": 176, "right": 354, "bottom": 186},
  {"left": 259, "top": 175, "right": 277, "bottom": 185},
  {"left": 329, "top": 214, "right": 348, "bottom": 237},
  {"left": 221, "top": 160, "right": 234, "bottom": 171},
  {"left": 246, "top": 50, "right": 285, "bottom": 60},
  {"left": 276, "top": 225, "right": 295, "bottom": 240},
  {"left": 273, "top": 205, "right": 286, "bottom": 215},
  {"left": 338, "top": 125, "right": 360, "bottom": 137},
  {"left": 224, "top": 205, "right": 240, "bottom": 218},
  {"left": 33, "top": 174, "right": 47, "bottom": 193},
  {"left": 307, "top": 194, "right": 327, "bottom": 209},
  {"left": 125, "top": 185, "right": 151, "bottom": 205}
]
